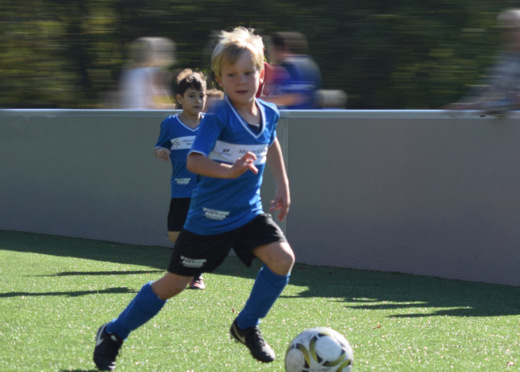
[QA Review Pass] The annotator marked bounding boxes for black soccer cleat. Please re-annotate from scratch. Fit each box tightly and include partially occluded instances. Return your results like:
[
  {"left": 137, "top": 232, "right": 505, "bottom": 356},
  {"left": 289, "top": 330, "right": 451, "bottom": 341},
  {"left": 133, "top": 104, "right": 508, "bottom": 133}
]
[
  {"left": 230, "top": 318, "right": 275, "bottom": 363},
  {"left": 93, "top": 323, "right": 124, "bottom": 371}
]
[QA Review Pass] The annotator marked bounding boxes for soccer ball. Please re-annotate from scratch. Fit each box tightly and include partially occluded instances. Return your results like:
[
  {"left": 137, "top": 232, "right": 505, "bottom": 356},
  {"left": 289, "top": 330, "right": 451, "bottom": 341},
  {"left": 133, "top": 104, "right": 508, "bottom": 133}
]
[{"left": 285, "top": 327, "right": 354, "bottom": 372}]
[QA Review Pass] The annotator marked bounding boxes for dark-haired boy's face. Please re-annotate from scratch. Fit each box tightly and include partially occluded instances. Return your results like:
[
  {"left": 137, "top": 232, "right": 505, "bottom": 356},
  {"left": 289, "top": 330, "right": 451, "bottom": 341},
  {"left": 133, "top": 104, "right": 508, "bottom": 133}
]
[{"left": 177, "top": 87, "right": 206, "bottom": 115}]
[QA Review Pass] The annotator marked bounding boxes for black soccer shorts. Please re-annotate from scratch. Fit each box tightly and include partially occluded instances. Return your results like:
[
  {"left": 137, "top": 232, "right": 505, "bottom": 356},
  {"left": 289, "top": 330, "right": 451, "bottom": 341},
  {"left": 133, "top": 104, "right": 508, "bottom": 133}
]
[
  {"left": 167, "top": 214, "right": 287, "bottom": 276},
  {"left": 167, "top": 198, "right": 191, "bottom": 232}
]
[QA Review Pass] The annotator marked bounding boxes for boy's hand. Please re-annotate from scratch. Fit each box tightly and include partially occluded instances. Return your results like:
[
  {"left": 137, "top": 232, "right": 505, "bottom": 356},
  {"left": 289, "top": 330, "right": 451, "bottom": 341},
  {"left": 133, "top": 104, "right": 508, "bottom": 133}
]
[
  {"left": 269, "top": 187, "right": 291, "bottom": 222},
  {"left": 155, "top": 148, "right": 170, "bottom": 161},
  {"left": 229, "top": 152, "right": 258, "bottom": 177}
]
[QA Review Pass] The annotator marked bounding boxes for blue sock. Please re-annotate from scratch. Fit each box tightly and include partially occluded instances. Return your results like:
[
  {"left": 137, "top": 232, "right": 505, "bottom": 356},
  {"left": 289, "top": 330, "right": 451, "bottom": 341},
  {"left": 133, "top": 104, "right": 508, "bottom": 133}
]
[
  {"left": 237, "top": 265, "right": 290, "bottom": 329},
  {"left": 106, "top": 282, "right": 166, "bottom": 339}
]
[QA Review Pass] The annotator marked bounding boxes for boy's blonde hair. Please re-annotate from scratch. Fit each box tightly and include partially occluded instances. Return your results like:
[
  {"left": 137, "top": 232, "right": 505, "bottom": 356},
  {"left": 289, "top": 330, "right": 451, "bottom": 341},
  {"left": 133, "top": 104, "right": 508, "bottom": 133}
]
[{"left": 211, "top": 27, "right": 264, "bottom": 79}]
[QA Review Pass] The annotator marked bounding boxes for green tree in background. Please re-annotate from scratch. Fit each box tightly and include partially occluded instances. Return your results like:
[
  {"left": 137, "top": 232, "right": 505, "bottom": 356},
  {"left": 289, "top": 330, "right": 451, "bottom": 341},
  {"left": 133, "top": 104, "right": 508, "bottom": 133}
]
[{"left": 0, "top": 0, "right": 516, "bottom": 109}]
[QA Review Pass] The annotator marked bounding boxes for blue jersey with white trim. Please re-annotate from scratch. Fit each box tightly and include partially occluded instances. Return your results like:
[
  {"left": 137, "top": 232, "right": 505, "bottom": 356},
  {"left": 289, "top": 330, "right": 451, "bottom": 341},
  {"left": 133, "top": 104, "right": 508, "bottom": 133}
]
[
  {"left": 154, "top": 114, "right": 202, "bottom": 198},
  {"left": 185, "top": 96, "right": 280, "bottom": 235}
]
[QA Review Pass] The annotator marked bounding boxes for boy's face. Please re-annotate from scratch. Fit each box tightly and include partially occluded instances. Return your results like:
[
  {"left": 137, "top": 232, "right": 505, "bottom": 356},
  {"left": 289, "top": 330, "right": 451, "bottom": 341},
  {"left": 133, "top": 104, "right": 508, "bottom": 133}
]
[
  {"left": 177, "top": 87, "right": 206, "bottom": 115},
  {"left": 217, "top": 50, "right": 264, "bottom": 107}
]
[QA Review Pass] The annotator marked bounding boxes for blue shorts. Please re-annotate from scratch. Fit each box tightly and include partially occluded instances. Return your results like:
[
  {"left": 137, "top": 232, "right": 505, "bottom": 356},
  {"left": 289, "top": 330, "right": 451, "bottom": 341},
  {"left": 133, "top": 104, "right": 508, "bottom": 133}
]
[{"left": 167, "top": 214, "right": 287, "bottom": 276}]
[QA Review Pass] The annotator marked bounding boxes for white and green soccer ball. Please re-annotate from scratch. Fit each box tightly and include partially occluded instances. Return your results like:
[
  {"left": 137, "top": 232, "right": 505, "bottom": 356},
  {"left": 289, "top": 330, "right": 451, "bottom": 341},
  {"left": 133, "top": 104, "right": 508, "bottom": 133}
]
[{"left": 285, "top": 327, "right": 354, "bottom": 372}]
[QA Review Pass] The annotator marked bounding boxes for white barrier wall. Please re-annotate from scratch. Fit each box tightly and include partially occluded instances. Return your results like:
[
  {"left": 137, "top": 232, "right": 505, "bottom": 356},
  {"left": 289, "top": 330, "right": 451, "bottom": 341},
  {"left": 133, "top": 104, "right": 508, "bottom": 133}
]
[{"left": 1, "top": 109, "right": 519, "bottom": 286}]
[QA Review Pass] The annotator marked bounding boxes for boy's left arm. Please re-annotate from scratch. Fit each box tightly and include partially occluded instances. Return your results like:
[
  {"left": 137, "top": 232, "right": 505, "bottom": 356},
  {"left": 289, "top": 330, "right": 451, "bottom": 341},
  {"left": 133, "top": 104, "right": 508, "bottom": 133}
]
[{"left": 266, "top": 137, "right": 291, "bottom": 221}]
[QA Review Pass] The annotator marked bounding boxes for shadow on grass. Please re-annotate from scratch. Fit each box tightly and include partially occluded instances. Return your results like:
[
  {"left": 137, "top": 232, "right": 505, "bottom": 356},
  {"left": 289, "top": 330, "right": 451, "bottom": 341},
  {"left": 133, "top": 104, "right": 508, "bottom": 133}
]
[
  {"left": 0, "top": 230, "right": 172, "bottom": 270},
  {"left": 0, "top": 287, "right": 136, "bottom": 298},
  {"left": 34, "top": 270, "right": 163, "bottom": 277},
  {"left": 2, "top": 230, "right": 519, "bottom": 317},
  {"left": 283, "top": 264, "right": 520, "bottom": 318}
]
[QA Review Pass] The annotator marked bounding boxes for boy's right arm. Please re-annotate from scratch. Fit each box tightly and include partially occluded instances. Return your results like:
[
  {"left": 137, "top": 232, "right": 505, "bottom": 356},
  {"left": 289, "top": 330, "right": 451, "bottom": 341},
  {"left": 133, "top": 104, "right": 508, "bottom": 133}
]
[
  {"left": 187, "top": 152, "right": 258, "bottom": 178},
  {"left": 154, "top": 147, "right": 170, "bottom": 161}
]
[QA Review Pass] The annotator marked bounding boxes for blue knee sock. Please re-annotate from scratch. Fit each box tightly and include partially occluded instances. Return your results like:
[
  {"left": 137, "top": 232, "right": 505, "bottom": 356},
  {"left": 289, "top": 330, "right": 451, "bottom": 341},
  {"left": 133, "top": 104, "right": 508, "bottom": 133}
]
[
  {"left": 237, "top": 265, "right": 290, "bottom": 329},
  {"left": 106, "top": 282, "right": 166, "bottom": 339}
]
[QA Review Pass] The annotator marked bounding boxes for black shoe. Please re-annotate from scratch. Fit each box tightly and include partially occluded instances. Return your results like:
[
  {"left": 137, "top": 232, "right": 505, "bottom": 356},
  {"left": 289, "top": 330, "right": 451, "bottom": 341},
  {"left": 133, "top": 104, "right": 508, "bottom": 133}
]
[
  {"left": 230, "top": 318, "right": 275, "bottom": 363},
  {"left": 93, "top": 323, "right": 124, "bottom": 371}
]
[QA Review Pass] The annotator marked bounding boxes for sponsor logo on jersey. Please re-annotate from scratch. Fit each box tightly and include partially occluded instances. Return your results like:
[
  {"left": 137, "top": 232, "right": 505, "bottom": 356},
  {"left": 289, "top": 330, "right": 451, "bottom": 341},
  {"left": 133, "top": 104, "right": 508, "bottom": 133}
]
[
  {"left": 170, "top": 136, "right": 195, "bottom": 150},
  {"left": 203, "top": 207, "right": 230, "bottom": 221},
  {"left": 175, "top": 178, "right": 191, "bottom": 185},
  {"left": 209, "top": 141, "right": 268, "bottom": 164}
]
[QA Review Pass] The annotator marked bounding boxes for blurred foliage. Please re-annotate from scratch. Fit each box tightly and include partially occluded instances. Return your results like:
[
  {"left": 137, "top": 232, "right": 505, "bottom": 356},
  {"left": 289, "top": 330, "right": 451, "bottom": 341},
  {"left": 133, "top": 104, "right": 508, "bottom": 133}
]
[{"left": 0, "top": 0, "right": 518, "bottom": 109}]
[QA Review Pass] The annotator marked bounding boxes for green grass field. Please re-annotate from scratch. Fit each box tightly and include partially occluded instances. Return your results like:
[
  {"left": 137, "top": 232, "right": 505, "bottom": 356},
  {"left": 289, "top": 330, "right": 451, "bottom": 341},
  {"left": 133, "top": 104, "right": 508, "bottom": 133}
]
[{"left": 0, "top": 230, "right": 519, "bottom": 371}]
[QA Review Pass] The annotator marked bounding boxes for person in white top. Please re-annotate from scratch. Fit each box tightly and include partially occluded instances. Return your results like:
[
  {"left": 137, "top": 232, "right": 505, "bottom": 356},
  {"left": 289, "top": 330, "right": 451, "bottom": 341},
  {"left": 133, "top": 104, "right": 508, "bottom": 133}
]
[
  {"left": 444, "top": 9, "right": 520, "bottom": 114},
  {"left": 118, "top": 37, "right": 176, "bottom": 109}
]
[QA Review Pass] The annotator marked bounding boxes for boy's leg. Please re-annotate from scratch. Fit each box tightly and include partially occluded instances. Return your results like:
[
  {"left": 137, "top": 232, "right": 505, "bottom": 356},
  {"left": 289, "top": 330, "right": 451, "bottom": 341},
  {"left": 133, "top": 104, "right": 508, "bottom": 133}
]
[
  {"left": 237, "top": 241, "right": 294, "bottom": 328},
  {"left": 231, "top": 241, "right": 294, "bottom": 363},
  {"left": 170, "top": 231, "right": 205, "bottom": 290},
  {"left": 93, "top": 273, "right": 190, "bottom": 370},
  {"left": 107, "top": 273, "right": 189, "bottom": 338},
  {"left": 168, "top": 231, "right": 180, "bottom": 243}
]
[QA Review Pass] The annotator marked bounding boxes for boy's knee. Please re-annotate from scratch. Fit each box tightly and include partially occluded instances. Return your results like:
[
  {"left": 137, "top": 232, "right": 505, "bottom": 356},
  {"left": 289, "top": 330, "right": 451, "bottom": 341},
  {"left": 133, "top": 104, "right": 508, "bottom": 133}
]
[
  {"left": 281, "top": 248, "right": 295, "bottom": 272},
  {"left": 260, "top": 242, "right": 295, "bottom": 275}
]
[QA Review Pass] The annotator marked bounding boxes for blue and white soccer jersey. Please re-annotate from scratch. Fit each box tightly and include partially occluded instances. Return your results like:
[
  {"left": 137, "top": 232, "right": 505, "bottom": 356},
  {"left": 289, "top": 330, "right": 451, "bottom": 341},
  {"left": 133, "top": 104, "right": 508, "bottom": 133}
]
[
  {"left": 185, "top": 96, "right": 280, "bottom": 235},
  {"left": 155, "top": 114, "right": 203, "bottom": 198}
]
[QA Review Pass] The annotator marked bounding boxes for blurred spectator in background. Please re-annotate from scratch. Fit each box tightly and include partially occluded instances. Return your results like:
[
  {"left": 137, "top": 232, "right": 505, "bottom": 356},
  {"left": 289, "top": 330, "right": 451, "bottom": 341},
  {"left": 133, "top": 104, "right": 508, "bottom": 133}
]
[
  {"left": 316, "top": 89, "right": 348, "bottom": 109},
  {"left": 118, "top": 37, "right": 176, "bottom": 109},
  {"left": 445, "top": 9, "right": 520, "bottom": 114},
  {"left": 264, "top": 31, "right": 322, "bottom": 109},
  {"left": 204, "top": 88, "right": 224, "bottom": 112}
]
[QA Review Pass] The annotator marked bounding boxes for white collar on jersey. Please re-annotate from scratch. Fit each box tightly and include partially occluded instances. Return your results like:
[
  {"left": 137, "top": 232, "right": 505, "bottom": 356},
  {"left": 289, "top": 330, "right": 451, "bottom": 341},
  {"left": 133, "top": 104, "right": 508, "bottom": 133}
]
[{"left": 224, "top": 95, "right": 265, "bottom": 138}]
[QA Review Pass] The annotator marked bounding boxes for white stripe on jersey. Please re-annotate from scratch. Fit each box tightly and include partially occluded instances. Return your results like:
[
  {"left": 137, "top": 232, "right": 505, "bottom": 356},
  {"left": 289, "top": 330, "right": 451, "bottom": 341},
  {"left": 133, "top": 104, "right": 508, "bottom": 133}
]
[
  {"left": 170, "top": 136, "right": 196, "bottom": 150},
  {"left": 208, "top": 140, "right": 268, "bottom": 165}
]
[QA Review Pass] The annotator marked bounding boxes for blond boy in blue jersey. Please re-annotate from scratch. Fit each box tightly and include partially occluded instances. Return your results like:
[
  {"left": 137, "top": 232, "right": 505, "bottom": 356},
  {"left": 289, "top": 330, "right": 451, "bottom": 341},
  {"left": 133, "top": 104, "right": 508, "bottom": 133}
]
[{"left": 93, "top": 27, "right": 294, "bottom": 370}]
